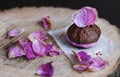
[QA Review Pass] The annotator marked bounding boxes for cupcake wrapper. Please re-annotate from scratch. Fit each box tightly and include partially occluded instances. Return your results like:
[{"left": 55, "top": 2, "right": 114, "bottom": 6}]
[{"left": 66, "top": 36, "right": 97, "bottom": 48}]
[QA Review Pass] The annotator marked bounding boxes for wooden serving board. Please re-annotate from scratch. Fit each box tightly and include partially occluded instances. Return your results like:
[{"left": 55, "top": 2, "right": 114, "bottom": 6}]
[{"left": 0, "top": 7, "right": 119, "bottom": 77}]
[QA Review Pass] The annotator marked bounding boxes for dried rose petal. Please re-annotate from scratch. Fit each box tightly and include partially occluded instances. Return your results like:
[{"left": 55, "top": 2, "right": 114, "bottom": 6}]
[
  {"left": 84, "top": 6, "right": 98, "bottom": 18},
  {"left": 48, "top": 50, "right": 62, "bottom": 57},
  {"left": 88, "top": 57, "right": 109, "bottom": 72},
  {"left": 19, "top": 39, "right": 37, "bottom": 60},
  {"left": 18, "top": 39, "right": 28, "bottom": 47},
  {"left": 73, "top": 51, "right": 108, "bottom": 72},
  {"left": 47, "top": 43, "right": 62, "bottom": 57},
  {"left": 28, "top": 30, "right": 47, "bottom": 42},
  {"left": 74, "top": 51, "right": 91, "bottom": 64},
  {"left": 32, "top": 40, "right": 47, "bottom": 56},
  {"left": 41, "top": 16, "right": 52, "bottom": 30},
  {"left": 36, "top": 61, "right": 54, "bottom": 77},
  {"left": 24, "top": 41, "right": 37, "bottom": 60},
  {"left": 46, "top": 43, "right": 53, "bottom": 51},
  {"left": 72, "top": 6, "right": 98, "bottom": 27},
  {"left": 8, "top": 45, "right": 25, "bottom": 59},
  {"left": 8, "top": 29, "right": 24, "bottom": 38},
  {"left": 73, "top": 64, "right": 88, "bottom": 71}
]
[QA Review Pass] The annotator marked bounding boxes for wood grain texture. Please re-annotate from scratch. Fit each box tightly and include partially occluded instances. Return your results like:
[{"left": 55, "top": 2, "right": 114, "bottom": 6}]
[{"left": 0, "top": 7, "right": 119, "bottom": 77}]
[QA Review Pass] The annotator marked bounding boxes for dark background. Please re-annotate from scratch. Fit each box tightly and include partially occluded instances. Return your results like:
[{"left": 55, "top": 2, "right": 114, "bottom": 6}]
[{"left": 0, "top": 0, "right": 120, "bottom": 28}]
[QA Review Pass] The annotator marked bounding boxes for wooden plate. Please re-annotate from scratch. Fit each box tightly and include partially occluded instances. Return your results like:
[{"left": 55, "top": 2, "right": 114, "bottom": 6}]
[{"left": 0, "top": 7, "right": 119, "bottom": 77}]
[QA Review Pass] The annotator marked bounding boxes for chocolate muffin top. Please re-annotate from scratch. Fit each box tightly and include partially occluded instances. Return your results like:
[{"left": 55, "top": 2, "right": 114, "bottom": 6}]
[{"left": 67, "top": 23, "right": 101, "bottom": 44}]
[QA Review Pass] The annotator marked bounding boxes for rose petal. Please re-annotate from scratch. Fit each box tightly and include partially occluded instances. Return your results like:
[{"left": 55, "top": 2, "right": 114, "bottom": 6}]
[
  {"left": 28, "top": 30, "right": 47, "bottom": 42},
  {"left": 74, "top": 51, "right": 91, "bottom": 64},
  {"left": 88, "top": 57, "right": 109, "bottom": 72},
  {"left": 36, "top": 61, "right": 54, "bottom": 77},
  {"left": 8, "top": 45, "right": 25, "bottom": 59},
  {"left": 73, "top": 64, "right": 88, "bottom": 71},
  {"left": 48, "top": 47, "right": 62, "bottom": 57},
  {"left": 8, "top": 29, "right": 24, "bottom": 38},
  {"left": 72, "top": 6, "right": 98, "bottom": 27},
  {"left": 24, "top": 41, "right": 37, "bottom": 60},
  {"left": 47, "top": 43, "right": 62, "bottom": 57},
  {"left": 41, "top": 16, "right": 52, "bottom": 30},
  {"left": 85, "top": 6, "right": 98, "bottom": 18},
  {"left": 18, "top": 39, "right": 28, "bottom": 47},
  {"left": 48, "top": 50, "right": 62, "bottom": 57},
  {"left": 19, "top": 39, "right": 37, "bottom": 59},
  {"left": 32, "top": 40, "right": 47, "bottom": 56}
]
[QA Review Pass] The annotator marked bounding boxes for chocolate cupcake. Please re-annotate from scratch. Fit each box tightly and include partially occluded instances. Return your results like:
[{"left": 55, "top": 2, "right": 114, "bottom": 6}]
[{"left": 66, "top": 6, "right": 101, "bottom": 48}]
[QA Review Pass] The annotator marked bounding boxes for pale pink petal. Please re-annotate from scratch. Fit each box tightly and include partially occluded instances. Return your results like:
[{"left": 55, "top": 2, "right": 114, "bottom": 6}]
[
  {"left": 73, "top": 64, "right": 88, "bottom": 71},
  {"left": 72, "top": 10, "right": 87, "bottom": 27},
  {"left": 88, "top": 57, "right": 109, "bottom": 72},
  {"left": 8, "top": 29, "right": 24, "bottom": 38},
  {"left": 28, "top": 30, "right": 47, "bottom": 42},
  {"left": 8, "top": 45, "right": 25, "bottom": 59},
  {"left": 41, "top": 16, "right": 52, "bottom": 30},
  {"left": 72, "top": 6, "right": 98, "bottom": 27},
  {"left": 36, "top": 61, "right": 54, "bottom": 77},
  {"left": 32, "top": 40, "right": 47, "bottom": 56},
  {"left": 24, "top": 41, "right": 37, "bottom": 60},
  {"left": 85, "top": 6, "right": 98, "bottom": 18}
]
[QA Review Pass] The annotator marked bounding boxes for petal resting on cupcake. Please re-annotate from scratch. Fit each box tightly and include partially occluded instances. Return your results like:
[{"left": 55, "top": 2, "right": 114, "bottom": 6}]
[{"left": 72, "top": 6, "right": 98, "bottom": 27}]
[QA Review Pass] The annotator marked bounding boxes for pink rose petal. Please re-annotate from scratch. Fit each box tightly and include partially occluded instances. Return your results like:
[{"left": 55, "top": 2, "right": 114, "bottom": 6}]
[
  {"left": 28, "top": 30, "right": 47, "bottom": 42},
  {"left": 41, "top": 16, "right": 52, "bottom": 30},
  {"left": 24, "top": 41, "right": 37, "bottom": 60},
  {"left": 73, "top": 51, "right": 91, "bottom": 64},
  {"left": 88, "top": 57, "right": 109, "bottom": 72},
  {"left": 48, "top": 50, "right": 62, "bottom": 57},
  {"left": 36, "top": 61, "right": 54, "bottom": 77},
  {"left": 45, "top": 43, "right": 62, "bottom": 57},
  {"left": 32, "top": 40, "right": 47, "bottom": 56},
  {"left": 48, "top": 46, "right": 62, "bottom": 57},
  {"left": 8, "top": 29, "right": 24, "bottom": 38},
  {"left": 19, "top": 39, "right": 37, "bottom": 60},
  {"left": 72, "top": 6, "right": 98, "bottom": 27},
  {"left": 73, "top": 51, "right": 108, "bottom": 72},
  {"left": 73, "top": 64, "right": 88, "bottom": 71},
  {"left": 85, "top": 6, "right": 98, "bottom": 18},
  {"left": 8, "top": 45, "right": 25, "bottom": 59},
  {"left": 18, "top": 39, "right": 28, "bottom": 47}
]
